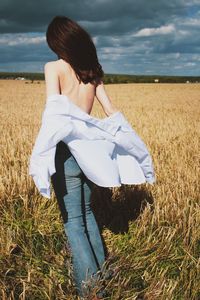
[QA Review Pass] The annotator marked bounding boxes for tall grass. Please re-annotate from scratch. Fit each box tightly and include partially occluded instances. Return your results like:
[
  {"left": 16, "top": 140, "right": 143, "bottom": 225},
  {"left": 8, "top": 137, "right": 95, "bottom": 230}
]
[{"left": 0, "top": 80, "right": 199, "bottom": 299}]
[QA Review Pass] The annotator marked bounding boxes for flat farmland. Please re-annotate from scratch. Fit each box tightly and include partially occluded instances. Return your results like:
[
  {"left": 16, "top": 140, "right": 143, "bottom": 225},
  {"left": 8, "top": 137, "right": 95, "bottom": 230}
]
[{"left": 0, "top": 79, "right": 199, "bottom": 300}]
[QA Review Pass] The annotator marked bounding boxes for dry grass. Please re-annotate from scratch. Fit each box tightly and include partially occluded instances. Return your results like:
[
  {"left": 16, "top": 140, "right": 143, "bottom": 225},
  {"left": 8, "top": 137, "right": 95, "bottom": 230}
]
[{"left": 0, "top": 79, "right": 199, "bottom": 300}]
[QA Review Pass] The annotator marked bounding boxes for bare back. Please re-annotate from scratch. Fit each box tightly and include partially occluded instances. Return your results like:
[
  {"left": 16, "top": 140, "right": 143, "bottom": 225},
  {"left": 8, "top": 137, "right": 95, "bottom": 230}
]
[
  {"left": 57, "top": 59, "right": 96, "bottom": 114},
  {"left": 45, "top": 59, "right": 119, "bottom": 117}
]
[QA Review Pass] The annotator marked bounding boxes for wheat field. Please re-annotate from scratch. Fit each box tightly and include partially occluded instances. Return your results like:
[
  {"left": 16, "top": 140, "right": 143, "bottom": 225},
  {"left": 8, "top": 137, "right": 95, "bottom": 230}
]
[{"left": 0, "top": 79, "right": 199, "bottom": 300}]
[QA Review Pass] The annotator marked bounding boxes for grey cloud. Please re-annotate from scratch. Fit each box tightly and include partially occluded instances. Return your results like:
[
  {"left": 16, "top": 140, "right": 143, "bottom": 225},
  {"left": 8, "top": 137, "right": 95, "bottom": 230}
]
[
  {"left": 0, "top": 0, "right": 200, "bottom": 75},
  {"left": 0, "top": 0, "right": 193, "bottom": 34}
]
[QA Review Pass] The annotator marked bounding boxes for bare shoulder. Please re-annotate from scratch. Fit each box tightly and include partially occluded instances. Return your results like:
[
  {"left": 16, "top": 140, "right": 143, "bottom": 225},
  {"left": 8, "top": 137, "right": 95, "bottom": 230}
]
[
  {"left": 44, "top": 59, "right": 71, "bottom": 73},
  {"left": 44, "top": 60, "right": 59, "bottom": 72}
]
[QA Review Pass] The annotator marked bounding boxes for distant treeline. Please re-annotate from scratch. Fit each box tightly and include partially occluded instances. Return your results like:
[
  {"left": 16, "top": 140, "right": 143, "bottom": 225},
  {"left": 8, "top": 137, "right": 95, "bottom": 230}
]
[{"left": 0, "top": 72, "right": 199, "bottom": 83}]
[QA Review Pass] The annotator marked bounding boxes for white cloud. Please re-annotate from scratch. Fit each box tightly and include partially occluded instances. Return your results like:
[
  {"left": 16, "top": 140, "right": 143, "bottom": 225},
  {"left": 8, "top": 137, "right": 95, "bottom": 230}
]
[
  {"left": 175, "top": 52, "right": 181, "bottom": 58},
  {"left": 192, "top": 54, "right": 200, "bottom": 61},
  {"left": 184, "top": 62, "right": 196, "bottom": 66},
  {"left": 92, "top": 36, "right": 98, "bottom": 44},
  {"left": 184, "top": 0, "right": 200, "bottom": 5},
  {"left": 0, "top": 33, "right": 46, "bottom": 46},
  {"left": 133, "top": 24, "right": 175, "bottom": 37},
  {"left": 174, "top": 65, "right": 183, "bottom": 69},
  {"left": 180, "top": 18, "right": 200, "bottom": 26}
]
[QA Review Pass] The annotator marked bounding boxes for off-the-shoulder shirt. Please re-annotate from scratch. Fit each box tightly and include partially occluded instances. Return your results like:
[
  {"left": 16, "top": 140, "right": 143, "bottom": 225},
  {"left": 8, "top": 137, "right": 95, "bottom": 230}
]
[{"left": 28, "top": 94, "right": 156, "bottom": 199}]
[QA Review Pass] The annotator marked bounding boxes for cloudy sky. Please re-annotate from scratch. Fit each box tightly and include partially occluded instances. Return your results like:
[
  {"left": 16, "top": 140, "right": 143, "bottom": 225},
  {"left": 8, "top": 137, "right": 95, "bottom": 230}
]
[{"left": 0, "top": 0, "right": 200, "bottom": 75}]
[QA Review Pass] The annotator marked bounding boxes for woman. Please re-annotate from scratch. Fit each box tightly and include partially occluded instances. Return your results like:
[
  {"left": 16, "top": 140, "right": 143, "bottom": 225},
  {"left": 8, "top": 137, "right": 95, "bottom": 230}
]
[{"left": 45, "top": 15, "right": 117, "bottom": 298}]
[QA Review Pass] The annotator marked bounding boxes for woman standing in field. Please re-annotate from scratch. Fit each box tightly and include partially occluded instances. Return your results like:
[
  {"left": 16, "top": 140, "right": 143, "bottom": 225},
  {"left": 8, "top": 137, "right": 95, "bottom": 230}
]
[
  {"left": 35, "top": 15, "right": 156, "bottom": 299},
  {"left": 45, "top": 15, "right": 118, "bottom": 299}
]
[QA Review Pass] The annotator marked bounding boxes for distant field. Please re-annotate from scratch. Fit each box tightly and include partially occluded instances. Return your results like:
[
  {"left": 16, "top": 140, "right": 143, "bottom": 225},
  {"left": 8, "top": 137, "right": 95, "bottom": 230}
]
[{"left": 0, "top": 79, "right": 199, "bottom": 299}]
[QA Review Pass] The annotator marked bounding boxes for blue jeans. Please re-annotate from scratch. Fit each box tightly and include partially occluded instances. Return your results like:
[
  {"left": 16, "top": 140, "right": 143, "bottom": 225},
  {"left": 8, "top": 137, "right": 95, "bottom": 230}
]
[{"left": 51, "top": 141, "right": 106, "bottom": 296}]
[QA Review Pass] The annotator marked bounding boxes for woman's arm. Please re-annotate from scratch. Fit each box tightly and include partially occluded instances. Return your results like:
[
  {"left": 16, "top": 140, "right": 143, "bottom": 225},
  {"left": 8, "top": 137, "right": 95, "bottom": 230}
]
[
  {"left": 95, "top": 79, "right": 119, "bottom": 116},
  {"left": 44, "top": 62, "right": 60, "bottom": 97}
]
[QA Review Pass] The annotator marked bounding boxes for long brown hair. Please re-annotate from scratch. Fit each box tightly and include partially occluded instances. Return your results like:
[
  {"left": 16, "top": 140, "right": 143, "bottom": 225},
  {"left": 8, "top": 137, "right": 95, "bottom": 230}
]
[{"left": 46, "top": 15, "right": 104, "bottom": 85}]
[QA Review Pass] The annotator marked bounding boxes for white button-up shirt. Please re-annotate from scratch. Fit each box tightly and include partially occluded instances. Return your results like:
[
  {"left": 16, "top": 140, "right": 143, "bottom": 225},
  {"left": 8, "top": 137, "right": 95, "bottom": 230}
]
[{"left": 28, "top": 94, "right": 156, "bottom": 199}]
